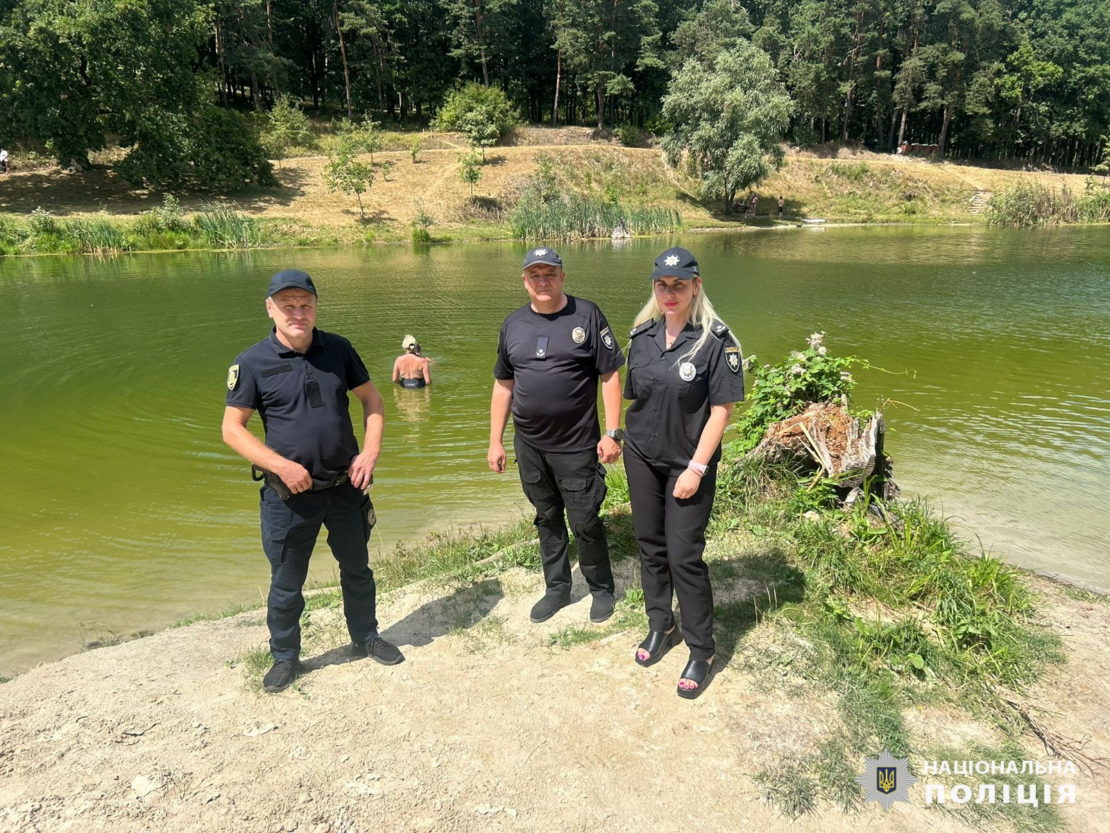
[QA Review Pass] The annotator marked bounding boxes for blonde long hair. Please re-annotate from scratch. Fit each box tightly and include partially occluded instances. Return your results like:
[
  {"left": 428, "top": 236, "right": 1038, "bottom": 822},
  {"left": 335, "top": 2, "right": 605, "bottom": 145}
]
[{"left": 631, "top": 282, "right": 740, "bottom": 365}]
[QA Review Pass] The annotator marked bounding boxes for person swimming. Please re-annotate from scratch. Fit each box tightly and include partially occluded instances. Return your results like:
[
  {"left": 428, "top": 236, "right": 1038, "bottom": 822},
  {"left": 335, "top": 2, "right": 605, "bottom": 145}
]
[{"left": 393, "top": 334, "right": 431, "bottom": 388}]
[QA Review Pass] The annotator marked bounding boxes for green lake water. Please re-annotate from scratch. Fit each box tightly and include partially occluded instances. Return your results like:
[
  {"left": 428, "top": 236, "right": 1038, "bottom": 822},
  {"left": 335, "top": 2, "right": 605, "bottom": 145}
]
[{"left": 2, "top": 226, "right": 1109, "bottom": 677}]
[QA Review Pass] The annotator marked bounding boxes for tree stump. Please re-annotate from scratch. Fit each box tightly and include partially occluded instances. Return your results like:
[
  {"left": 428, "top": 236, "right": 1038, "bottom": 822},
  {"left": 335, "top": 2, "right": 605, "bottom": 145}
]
[{"left": 749, "top": 402, "right": 899, "bottom": 504}]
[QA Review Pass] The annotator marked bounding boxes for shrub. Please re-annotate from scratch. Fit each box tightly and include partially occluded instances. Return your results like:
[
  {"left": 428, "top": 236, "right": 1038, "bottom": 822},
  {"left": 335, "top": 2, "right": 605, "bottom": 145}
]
[
  {"left": 411, "top": 226, "right": 432, "bottom": 244},
  {"left": 29, "top": 208, "right": 59, "bottom": 235},
  {"left": 615, "top": 123, "right": 640, "bottom": 147},
  {"left": 117, "top": 108, "right": 275, "bottom": 192},
  {"left": 190, "top": 107, "right": 277, "bottom": 191},
  {"left": 263, "top": 96, "right": 315, "bottom": 167},
  {"left": 435, "top": 83, "right": 519, "bottom": 139},
  {"left": 458, "top": 150, "right": 483, "bottom": 196},
  {"left": 735, "top": 332, "right": 868, "bottom": 453}
]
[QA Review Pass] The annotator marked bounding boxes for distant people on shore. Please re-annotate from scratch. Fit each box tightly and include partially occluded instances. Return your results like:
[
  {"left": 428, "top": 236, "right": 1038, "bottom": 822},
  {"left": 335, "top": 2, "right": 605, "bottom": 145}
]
[
  {"left": 750, "top": 192, "right": 759, "bottom": 216},
  {"left": 778, "top": 195, "right": 785, "bottom": 218},
  {"left": 0, "top": 147, "right": 8, "bottom": 174},
  {"left": 393, "top": 334, "right": 431, "bottom": 388}
]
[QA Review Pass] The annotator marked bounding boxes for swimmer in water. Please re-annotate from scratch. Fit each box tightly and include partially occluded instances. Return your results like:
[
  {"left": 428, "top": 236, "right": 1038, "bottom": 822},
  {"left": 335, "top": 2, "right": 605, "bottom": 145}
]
[{"left": 392, "top": 334, "right": 431, "bottom": 388}]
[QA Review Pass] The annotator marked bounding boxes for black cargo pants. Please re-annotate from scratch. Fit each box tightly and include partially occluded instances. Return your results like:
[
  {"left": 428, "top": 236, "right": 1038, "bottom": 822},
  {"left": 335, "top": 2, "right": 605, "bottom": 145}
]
[
  {"left": 514, "top": 434, "right": 615, "bottom": 600},
  {"left": 260, "top": 480, "right": 378, "bottom": 661}
]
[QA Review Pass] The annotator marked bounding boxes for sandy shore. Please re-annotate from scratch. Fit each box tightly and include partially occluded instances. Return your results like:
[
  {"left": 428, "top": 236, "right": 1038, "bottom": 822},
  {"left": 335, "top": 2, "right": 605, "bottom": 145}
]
[{"left": 2, "top": 555, "right": 1107, "bottom": 832}]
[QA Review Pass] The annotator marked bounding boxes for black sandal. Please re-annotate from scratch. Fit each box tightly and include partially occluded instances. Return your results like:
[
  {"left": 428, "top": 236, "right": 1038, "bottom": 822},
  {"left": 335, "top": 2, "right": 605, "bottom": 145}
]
[
  {"left": 676, "top": 656, "right": 714, "bottom": 699},
  {"left": 635, "top": 628, "right": 678, "bottom": 667}
]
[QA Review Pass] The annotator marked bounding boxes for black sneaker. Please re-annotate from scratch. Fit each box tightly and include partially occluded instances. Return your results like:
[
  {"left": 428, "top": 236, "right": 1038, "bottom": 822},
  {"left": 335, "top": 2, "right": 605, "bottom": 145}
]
[
  {"left": 530, "top": 593, "right": 571, "bottom": 623},
  {"left": 590, "top": 593, "right": 616, "bottom": 624},
  {"left": 262, "top": 659, "right": 298, "bottom": 693},
  {"left": 354, "top": 636, "right": 405, "bottom": 666}
]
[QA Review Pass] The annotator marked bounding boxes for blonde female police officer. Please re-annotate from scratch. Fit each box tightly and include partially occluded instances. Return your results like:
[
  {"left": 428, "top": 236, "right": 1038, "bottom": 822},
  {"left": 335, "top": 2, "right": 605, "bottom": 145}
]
[{"left": 623, "top": 247, "right": 744, "bottom": 699}]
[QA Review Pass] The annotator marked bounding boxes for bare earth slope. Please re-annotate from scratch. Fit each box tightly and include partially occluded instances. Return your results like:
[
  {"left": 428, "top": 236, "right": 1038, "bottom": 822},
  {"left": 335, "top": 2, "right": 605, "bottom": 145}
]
[
  {"left": 0, "top": 143, "right": 1096, "bottom": 234},
  {"left": 1, "top": 558, "right": 1107, "bottom": 833}
]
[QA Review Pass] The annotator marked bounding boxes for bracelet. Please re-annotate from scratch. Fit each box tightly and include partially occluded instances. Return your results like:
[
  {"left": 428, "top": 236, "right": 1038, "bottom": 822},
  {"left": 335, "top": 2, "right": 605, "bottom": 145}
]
[{"left": 687, "top": 460, "right": 707, "bottom": 476}]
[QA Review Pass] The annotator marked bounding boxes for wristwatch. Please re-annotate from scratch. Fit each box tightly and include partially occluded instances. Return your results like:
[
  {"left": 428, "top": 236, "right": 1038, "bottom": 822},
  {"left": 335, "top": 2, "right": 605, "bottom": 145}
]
[{"left": 605, "top": 428, "right": 625, "bottom": 443}]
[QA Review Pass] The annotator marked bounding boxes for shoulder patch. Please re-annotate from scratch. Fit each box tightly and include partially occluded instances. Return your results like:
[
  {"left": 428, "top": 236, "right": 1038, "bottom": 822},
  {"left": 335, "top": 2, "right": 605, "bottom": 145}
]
[
  {"left": 227, "top": 364, "right": 240, "bottom": 391},
  {"left": 629, "top": 320, "right": 655, "bottom": 338},
  {"left": 710, "top": 320, "right": 731, "bottom": 340}
]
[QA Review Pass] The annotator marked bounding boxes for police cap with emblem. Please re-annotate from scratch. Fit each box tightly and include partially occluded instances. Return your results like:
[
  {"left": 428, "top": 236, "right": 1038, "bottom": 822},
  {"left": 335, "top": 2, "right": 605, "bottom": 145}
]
[
  {"left": 522, "top": 247, "right": 563, "bottom": 269},
  {"left": 267, "top": 269, "right": 318, "bottom": 298},
  {"left": 650, "top": 246, "right": 699, "bottom": 281}
]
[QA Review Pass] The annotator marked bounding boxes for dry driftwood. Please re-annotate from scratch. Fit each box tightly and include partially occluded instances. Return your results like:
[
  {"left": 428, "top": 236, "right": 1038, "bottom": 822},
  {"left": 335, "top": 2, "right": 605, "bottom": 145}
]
[{"left": 749, "top": 402, "right": 899, "bottom": 503}]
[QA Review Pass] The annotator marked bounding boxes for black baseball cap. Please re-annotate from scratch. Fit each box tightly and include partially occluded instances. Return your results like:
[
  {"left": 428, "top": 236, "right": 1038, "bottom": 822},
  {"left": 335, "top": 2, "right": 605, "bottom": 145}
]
[
  {"left": 650, "top": 246, "right": 700, "bottom": 281},
  {"left": 267, "top": 269, "right": 317, "bottom": 298},
  {"left": 522, "top": 246, "right": 563, "bottom": 269}
]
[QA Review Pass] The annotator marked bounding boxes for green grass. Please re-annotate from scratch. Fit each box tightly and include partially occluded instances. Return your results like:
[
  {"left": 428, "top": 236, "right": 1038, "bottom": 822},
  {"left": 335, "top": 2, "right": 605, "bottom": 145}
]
[
  {"left": 193, "top": 202, "right": 262, "bottom": 247},
  {"left": 925, "top": 742, "right": 1063, "bottom": 831},
  {"left": 988, "top": 180, "right": 1110, "bottom": 225},
  {"left": 509, "top": 193, "right": 681, "bottom": 240}
]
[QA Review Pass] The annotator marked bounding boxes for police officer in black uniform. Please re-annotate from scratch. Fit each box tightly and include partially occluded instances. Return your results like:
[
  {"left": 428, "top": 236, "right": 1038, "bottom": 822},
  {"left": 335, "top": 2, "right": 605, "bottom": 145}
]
[
  {"left": 623, "top": 247, "right": 744, "bottom": 699},
  {"left": 222, "top": 270, "right": 403, "bottom": 693},
  {"left": 488, "top": 247, "right": 626, "bottom": 625}
]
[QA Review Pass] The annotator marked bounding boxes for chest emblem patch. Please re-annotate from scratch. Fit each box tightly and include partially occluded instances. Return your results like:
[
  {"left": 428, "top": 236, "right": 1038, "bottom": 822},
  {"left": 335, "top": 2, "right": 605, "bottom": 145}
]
[
  {"left": 679, "top": 362, "right": 696, "bottom": 382},
  {"left": 572, "top": 326, "right": 586, "bottom": 344},
  {"left": 227, "top": 364, "right": 240, "bottom": 391},
  {"left": 725, "top": 346, "right": 741, "bottom": 373},
  {"left": 600, "top": 327, "right": 614, "bottom": 349}
]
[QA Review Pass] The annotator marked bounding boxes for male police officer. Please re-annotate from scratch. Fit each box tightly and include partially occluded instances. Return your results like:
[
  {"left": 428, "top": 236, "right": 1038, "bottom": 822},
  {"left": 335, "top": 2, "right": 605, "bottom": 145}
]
[
  {"left": 488, "top": 248, "right": 625, "bottom": 624},
  {"left": 222, "top": 269, "right": 402, "bottom": 693}
]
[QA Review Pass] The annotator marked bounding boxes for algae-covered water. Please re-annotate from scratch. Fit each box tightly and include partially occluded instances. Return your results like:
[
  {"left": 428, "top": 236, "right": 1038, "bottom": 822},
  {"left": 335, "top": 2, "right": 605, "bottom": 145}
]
[{"left": 2, "top": 226, "right": 1109, "bottom": 676}]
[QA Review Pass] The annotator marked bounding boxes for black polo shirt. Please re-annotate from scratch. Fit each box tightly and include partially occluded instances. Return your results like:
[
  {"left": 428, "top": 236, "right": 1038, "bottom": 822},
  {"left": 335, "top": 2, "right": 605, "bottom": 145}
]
[
  {"left": 494, "top": 295, "right": 625, "bottom": 452},
  {"left": 624, "top": 319, "right": 745, "bottom": 471},
  {"left": 226, "top": 328, "right": 371, "bottom": 484}
]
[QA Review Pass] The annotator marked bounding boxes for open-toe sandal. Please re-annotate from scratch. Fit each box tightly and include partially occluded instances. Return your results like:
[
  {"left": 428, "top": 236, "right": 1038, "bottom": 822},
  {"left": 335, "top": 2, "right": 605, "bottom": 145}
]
[
  {"left": 676, "top": 657, "right": 713, "bottom": 699},
  {"left": 634, "top": 628, "right": 677, "bottom": 667}
]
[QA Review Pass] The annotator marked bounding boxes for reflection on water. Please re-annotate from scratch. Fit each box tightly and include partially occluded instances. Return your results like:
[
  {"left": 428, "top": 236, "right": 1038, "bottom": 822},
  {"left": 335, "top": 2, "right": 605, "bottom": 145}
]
[{"left": 2, "top": 225, "right": 1109, "bottom": 675}]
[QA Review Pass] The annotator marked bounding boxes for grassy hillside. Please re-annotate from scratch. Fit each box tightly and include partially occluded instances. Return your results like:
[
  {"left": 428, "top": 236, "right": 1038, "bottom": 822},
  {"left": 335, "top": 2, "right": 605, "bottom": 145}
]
[{"left": 0, "top": 132, "right": 1103, "bottom": 255}]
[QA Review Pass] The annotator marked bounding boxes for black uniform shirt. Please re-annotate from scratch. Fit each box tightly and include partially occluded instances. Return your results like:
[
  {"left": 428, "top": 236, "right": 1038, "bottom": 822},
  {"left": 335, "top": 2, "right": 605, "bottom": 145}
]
[
  {"left": 624, "top": 318, "right": 745, "bottom": 471},
  {"left": 494, "top": 295, "right": 625, "bottom": 452},
  {"left": 226, "top": 328, "right": 371, "bottom": 484}
]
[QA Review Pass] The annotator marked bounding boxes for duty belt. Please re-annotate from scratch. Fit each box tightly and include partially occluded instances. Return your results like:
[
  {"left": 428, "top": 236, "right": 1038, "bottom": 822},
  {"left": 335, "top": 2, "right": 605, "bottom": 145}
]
[{"left": 252, "top": 465, "right": 349, "bottom": 500}]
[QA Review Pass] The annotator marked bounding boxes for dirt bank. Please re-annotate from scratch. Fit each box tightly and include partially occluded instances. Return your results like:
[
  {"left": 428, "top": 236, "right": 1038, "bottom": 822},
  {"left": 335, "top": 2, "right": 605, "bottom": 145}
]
[
  {"left": 1, "top": 140, "right": 1097, "bottom": 245},
  {"left": 1, "top": 552, "right": 1107, "bottom": 832}
]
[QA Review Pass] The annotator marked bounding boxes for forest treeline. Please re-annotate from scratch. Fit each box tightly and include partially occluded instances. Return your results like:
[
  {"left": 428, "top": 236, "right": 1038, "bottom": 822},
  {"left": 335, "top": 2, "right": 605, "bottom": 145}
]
[{"left": 2, "top": 0, "right": 1109, "bottom": 179}]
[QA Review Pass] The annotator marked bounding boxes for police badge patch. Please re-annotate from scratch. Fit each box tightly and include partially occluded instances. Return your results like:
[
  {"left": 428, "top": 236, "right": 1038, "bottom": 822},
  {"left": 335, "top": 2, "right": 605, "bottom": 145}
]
[
  {"left": 600, "top": 327, "right": 614, "bottom": 350},
  {"left": 572, "top": 326, "right": 586, "bottom": 344},
  {"left": 725, "top": 346, "right": 741, "bottom": 374},
  {"left": 856, "top": 749, "right": 918, "bottom": 812},
  {"left": 679, "top": 362, "right": 696, "bottom": 381},
  {"left": 227, "top": 364, "right": 240, "bottom": 391}
]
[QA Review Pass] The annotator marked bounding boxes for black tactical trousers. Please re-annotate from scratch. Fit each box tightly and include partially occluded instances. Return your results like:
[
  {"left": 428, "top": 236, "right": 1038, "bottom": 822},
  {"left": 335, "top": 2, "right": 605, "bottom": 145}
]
[
  {"left": 623, "top": 446, "right": 717, "bottom": 662},
  {"left": 260, "top": 480, "right": 377, "bottom": 660},
  {"left": 514, "top": 434, "right": 615, "bottom": 599}
]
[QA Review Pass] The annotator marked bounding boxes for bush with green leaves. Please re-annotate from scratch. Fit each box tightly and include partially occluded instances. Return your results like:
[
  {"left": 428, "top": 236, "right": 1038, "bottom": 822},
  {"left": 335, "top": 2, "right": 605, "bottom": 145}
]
[
  {"left": 615, "top": 123, "right": 640, "bottom": 147},
  {"left": 735, "top": 332, "right": 868, "bottom": 452},
  {"left": 324, "top": 143, "right": 375, "bottom": 220},
  {"left": 263, "top": 96, "right": 315, "bottom": 168},
  {"left": 118, "top": 107, "right": 274, "bottom": 192},
  {"left": 458, "top": 150, "right": 483, "bottom": 196},
  {"left": 459, "top": 106, "right": 500, "bottom": 160},
  {"left": 435, "top": 83, "right": 518, "bottom": 139}
]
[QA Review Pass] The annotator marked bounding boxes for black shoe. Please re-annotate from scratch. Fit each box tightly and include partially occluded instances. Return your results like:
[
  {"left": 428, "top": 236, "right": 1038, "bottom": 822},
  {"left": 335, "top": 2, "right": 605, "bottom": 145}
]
[
  {"left": 677, "top": 655, "right": 715, "bottom": 700},
  {"left": 354, "top": 636, "right": 405, "bottom": 666},
  {"left": 529, "top": 593, "right": 571, "bottom": 623},
  {"left": 590, "top": 593, "right": 616, "bottom": 624},
  {"left": 262, "top": 659, "right": 299, "bottom": 693},
  {"left": 635, "top": 628, "right": 678, "bottom": 667}
]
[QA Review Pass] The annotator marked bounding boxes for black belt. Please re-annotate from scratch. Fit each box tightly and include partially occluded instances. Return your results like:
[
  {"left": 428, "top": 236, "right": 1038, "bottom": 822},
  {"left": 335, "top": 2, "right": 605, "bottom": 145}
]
[{"left": 252, "top": 466, "right": 349, "bottom": 500}]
